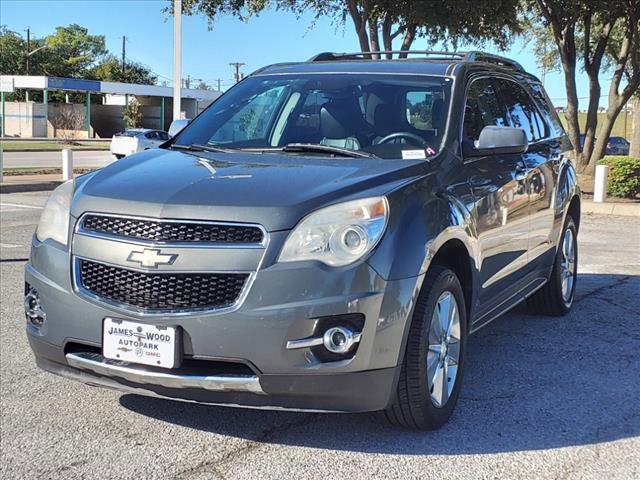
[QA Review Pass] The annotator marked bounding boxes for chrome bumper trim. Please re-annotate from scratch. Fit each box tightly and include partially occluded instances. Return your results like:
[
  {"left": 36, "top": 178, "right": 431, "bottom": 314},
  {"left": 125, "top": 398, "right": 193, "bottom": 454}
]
[
  {"left": 65, "top": 352, "right": 265, "bottom": 395},
  {"left": 286, "top": 332, "right": 362, "bottom": 350}
]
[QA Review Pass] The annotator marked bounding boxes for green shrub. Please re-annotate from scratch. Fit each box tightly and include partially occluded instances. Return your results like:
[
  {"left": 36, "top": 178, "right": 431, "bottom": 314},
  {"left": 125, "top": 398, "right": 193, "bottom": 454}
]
[{"left": 598, "top": 156, "right": 640, "bottom": 199}]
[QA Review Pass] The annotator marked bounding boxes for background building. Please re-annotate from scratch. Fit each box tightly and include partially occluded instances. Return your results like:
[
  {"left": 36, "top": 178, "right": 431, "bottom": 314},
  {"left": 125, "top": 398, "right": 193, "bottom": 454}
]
[{"left": 0, "top": 75, "right": 221, "bottom": 138}]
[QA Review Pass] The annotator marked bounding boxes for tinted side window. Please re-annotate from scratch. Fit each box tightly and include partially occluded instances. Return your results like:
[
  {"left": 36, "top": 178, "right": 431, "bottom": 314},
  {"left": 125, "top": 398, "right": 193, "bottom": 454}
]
[
  {"left": 529, "top": 82, "right": 565, "bottom": 139},
  {"left": 496, "top": 79, "right": 547, "bottom": 142},
  {"left": 463, "top": 78, "right": 508, "bottom": 145}
]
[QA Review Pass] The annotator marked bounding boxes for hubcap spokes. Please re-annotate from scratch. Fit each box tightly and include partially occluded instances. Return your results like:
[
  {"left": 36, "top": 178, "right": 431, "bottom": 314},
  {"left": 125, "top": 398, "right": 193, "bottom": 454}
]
[
  {"left": 560, "top": 229, "right": 576, "bottom": 302},
  {"left": 427, "top": 291, "right": 461, "bottom": 408}
]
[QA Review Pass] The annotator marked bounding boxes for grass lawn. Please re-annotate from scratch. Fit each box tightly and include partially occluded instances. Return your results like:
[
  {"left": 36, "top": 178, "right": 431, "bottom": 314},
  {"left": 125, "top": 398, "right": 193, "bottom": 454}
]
[
  {"left": 558, "top": 111, "right": 634, "bottom": 140},
  {"left": 0, "top": 140, "right": 110, "bottom": 152}
]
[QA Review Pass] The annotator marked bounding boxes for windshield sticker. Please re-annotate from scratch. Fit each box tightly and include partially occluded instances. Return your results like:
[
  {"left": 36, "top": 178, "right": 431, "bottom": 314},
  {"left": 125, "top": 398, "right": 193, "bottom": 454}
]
[{"left": 402, "top": 149, "right": 428, "bottom": 160}]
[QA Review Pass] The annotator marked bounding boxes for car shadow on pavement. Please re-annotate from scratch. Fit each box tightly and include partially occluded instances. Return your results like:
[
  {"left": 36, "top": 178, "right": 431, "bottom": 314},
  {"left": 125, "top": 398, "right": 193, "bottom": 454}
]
[{"left": 120, "top": 273, "right": 640, "bottom": 454}]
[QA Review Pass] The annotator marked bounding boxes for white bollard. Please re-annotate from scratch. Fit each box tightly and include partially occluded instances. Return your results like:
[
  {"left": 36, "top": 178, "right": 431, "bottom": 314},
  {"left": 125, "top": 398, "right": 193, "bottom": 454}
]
[
  {"left": 61, "top": 149, "right": 73, "bottom": 181},
  {"left": 593, "top": 164, "right": 608, "bottom": 203}
]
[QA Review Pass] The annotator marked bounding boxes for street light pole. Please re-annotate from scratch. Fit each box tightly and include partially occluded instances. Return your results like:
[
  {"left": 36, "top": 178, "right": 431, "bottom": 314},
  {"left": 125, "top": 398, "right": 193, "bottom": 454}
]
[{"left": 173, "top": 0, "right": 182, "bottom": 121}]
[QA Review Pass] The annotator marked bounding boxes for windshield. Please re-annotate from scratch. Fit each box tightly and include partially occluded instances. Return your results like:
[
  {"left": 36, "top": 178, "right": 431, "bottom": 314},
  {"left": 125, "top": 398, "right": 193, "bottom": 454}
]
[{"left": 174, "top": 74, "right": 452, "bottom": 159}]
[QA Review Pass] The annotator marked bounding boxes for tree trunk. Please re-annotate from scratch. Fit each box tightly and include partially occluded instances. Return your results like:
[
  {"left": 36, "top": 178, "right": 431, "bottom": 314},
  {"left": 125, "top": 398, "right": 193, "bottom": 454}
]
[
  {"left": 346, "top": 0, "right": 371, "bottom": 55},
  {"left": 591, "top": 102, "right": 627, "bottom": 172},
  {"left": 398, "top": 24, "right": 417, "bottom": 58},
  {"left": 580, "top": 72, "right": 601, "bottom": 166},
  {"left": 558, "top": 35, "right": 585, "bottom": 169},
  {"left": 382, "top": 15, "right": 393, "bottom": 58},
  {"left": 631, "top": 95, "right": 640, "bottom": 158},
  {"left": 368, "top": 17, "right": 381, "bottom": 59}
]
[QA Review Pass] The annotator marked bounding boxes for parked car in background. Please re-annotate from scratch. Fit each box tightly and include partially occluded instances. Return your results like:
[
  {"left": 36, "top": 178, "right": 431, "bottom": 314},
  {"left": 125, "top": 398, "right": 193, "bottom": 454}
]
[
  {"left": 576, "top": 134, "right": 630, "bottom": 156},
  {"left": 110, "top": 129, "right": 170, "bottom": 159},
  {"left": 168, "top": 118, "right": 192, "bottom": 137},
  {"left": 606, "top": 136, "right": 630, "bottom": 156}
]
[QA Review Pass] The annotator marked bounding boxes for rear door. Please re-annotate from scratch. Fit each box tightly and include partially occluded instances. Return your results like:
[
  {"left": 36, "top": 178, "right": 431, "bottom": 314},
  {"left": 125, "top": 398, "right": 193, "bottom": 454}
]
[{"left": 461, "top": 77, "right": 530, "bottom": 320}]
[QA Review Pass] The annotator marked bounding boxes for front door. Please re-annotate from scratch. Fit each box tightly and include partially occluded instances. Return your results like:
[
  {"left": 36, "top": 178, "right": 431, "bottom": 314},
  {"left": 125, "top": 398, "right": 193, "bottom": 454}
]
[{"left": 461, "top": 77, "right": 530, "bottom": 322}]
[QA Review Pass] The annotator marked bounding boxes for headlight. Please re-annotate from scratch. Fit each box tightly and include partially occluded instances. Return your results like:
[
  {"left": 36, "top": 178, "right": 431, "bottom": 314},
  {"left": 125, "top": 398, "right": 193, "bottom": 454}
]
[
  {"left": 278, "top": 197, "right": 388, "bottom": 267},
  {"left": 36, "top": 180, "right": 74, "bottom": 246}
]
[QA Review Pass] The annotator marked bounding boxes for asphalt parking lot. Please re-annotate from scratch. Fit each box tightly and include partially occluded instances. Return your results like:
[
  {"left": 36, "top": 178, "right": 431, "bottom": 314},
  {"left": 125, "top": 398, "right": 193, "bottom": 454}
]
[{"left": 1, "top": 191, "right": 639, "bottom": 480}]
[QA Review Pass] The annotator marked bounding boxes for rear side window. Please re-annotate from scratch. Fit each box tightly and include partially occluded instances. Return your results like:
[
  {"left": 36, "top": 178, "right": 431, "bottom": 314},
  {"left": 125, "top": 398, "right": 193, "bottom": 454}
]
[
  {"left": 463, "top": 78, "right": 508, "bottom": 144},
  {"left": 529, "top": 83, "right": 566, "bottom": 139},
  {"left": 496, "top": 79, "right": 547, "bottom": 142}
]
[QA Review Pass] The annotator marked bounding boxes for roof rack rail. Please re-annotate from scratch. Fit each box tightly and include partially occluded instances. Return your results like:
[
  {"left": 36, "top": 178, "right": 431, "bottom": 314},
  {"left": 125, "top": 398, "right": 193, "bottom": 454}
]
[
  {"left": 308, "top": 50, "right": 524, "bottom": 72},
  {"left": 463, "top": 51, "right": 524, "bottom": 72},
  {"left": 308, "top": 51, "right": 466, "bottom": 62}
]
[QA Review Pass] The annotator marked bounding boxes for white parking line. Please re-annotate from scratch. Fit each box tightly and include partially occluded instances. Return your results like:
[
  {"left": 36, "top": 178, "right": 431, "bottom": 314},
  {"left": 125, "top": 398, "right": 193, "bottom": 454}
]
[
  {"left": 0, "top": 203, "right": 43, "bottom": 210},
  {"left": 0, "top": 243, "right": 22, "bottom": 248}
]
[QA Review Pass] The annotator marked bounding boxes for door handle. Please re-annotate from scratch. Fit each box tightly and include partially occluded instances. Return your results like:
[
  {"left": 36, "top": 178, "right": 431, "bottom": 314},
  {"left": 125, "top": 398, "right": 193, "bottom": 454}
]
[
  {"left": 515, "top": 164, "right": 528, "bottom": 182},
  {"left": 469, "top": 175, "right": 492, "bottom": 187}
]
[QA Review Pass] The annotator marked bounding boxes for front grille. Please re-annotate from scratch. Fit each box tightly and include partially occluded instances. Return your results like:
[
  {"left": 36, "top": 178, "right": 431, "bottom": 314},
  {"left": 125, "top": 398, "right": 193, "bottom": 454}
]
[
  {"left": 81, "top": 215, "right": 264, "bottom": 244},
  {"left": 78, "top": 259, "right": 249, "bottom": 312}
]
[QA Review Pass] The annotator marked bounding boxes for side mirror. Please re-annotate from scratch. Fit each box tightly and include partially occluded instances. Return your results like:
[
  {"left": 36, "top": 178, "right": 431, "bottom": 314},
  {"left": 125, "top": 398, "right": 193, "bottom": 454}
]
[
  {"left": 168, "top": 118, "right": 192, "bottom": 138},
  {"left": 464, "top": 126, "right": 528, "bottom": 157}
]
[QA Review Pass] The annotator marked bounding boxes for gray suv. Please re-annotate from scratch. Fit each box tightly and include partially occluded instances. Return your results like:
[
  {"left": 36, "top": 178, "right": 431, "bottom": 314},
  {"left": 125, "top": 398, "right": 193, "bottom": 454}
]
[{"left": 25, "top": 51, "right": 580, "bottom": 430}]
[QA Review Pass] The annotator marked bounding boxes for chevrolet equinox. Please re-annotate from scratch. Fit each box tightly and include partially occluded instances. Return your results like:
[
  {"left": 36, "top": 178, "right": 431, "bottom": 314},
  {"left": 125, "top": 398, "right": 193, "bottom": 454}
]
[{"left": 25, "top": 51, "right": 580, "bottom": 430}]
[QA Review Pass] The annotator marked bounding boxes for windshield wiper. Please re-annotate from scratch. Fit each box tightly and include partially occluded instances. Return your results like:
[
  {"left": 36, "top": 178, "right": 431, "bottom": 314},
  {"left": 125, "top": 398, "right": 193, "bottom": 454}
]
[
  {"left": 242, "top": 143, "right": 378, "bottom": 159},
  {"left": 282, "top": 143, "right": 378, "bottom": 159},
  {"left": 171, "top": 143, "right": 236, "bottom": 154}
]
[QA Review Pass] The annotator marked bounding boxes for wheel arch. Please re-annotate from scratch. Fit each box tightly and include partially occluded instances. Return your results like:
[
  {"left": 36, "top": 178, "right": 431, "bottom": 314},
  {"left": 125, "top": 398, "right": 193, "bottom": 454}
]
[
  {"left": 427, "top": 238, "right": 475, "bottom": 324},
  {"left": 567, "top": 194, "right": 581, "bottom": 232}
]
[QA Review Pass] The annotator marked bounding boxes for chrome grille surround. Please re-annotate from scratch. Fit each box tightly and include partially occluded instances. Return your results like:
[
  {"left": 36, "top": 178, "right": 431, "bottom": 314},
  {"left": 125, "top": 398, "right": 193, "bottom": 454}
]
[
  {"left": 71, "top": 212, "right": 269, "bottom": 317},
  {"left": 77, "top": 212, "right": 267, "bottom": 247}
]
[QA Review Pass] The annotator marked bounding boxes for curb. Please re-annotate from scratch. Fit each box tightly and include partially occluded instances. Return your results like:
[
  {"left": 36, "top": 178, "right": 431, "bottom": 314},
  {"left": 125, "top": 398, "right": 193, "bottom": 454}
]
[
  {"left": 0, "top": 181, "right": 63, "bottom": 194},
  {"left": 582, "top": 200, "right": 640, "bottom": 217}
]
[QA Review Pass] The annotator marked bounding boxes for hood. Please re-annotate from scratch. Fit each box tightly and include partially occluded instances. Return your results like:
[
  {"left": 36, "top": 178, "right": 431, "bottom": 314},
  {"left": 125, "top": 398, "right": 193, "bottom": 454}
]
[{"left": 73, "top": 148, "right": 427, "bottom": 231}]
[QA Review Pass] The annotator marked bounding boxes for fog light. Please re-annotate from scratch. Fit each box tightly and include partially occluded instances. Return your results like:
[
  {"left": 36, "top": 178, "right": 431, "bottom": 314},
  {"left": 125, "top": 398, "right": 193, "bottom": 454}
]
[
  {"left": 24, "top": 288, "right": 46, "bottom": 327},
  {"left": 323, "top": 326, "right": 357, "bottom": 354}
]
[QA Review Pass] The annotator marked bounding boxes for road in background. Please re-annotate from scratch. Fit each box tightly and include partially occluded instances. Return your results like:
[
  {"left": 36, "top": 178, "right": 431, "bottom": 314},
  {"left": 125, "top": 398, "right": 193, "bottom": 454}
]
[
  {"left": 1, "top": 192, "right": 639, "bottom": 480},
  {"left": 2, "top": 150, "right": 114, "bottom": 169}
]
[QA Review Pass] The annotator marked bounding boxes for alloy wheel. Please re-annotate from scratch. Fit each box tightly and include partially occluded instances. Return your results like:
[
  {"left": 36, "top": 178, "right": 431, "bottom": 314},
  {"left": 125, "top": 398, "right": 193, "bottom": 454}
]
[
  {"left": 427, "top": 291, "right": 461, "bottom": 408},
  {"left": 560, "top": 228, "right": 576, "bottom": 303}
]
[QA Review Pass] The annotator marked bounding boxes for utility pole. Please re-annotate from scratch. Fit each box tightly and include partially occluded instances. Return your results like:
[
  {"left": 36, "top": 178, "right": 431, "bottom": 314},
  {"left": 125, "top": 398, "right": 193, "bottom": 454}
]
[
  {"left": 229, "top": 62, "right": 245, "bottom": 83},
  {"left": 185, "top": 75, "right": 190, "bottom": 89},
  {"left": 26, "top": 27, "right": 31, "bottom": 74},
  {"left": 216, "top": 78, "right": 222, "bottom": 91},
  {"left": 173, "top": 0, "right": 182, "bottom": 121},
  {"left": 25, "top": 27, "right": 31, "bottom": 102},
  {"left": 122, "top": 36, "right": 126, "bottom": 74}
]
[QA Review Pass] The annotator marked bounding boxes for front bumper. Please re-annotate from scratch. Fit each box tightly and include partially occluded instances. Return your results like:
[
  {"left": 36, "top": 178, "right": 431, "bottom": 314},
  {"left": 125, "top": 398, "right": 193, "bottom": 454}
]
[
  {"left": 25, "top": 235, "right": 422, "bottom": 412},
  {"left": 30, "top": 335, "right": 399, "bottom": 412}
]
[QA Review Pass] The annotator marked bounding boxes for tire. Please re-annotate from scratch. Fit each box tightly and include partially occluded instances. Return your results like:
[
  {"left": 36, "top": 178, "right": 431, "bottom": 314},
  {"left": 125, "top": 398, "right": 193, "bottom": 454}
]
[
  {"left": 384, "top": 266, "right": 468, "bottom": 430},
  {"left": 526, "top": 215, "right": 578, "bottom": 316}
]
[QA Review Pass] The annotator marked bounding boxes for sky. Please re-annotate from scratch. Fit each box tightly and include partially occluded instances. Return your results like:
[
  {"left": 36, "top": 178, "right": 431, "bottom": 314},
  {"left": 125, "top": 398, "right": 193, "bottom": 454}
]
[{"left": 0, "top": 0, "right": 610, "bottom": 107}]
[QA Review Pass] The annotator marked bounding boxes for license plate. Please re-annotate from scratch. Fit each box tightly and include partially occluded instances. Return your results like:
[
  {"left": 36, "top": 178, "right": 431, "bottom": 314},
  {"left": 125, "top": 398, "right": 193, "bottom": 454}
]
[{"left": 103, "top": 318, "right": 179, "bottom": 368}]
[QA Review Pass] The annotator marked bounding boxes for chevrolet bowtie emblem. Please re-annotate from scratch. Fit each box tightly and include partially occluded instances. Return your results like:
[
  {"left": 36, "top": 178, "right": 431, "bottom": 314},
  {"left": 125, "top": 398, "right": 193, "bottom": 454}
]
[{"left": 127, "top": 248, "right": 178, "bottom": 269}]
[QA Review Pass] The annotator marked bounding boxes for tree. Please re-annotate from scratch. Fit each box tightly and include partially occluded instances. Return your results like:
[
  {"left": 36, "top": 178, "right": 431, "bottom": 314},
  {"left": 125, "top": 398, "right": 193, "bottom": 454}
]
[
  {"left": 194, "top": 80, "right": 212, "bottom": 90},
  {"left": 526, "top": 0, "right": 640, "bottom": 173},
  {"left": 0, "top": 26, "right": 25, "bottom": 74},
  {"left": 123, "top": 99, "right": 144, "bottom": 128},
  {"left": 90, "top": 55, "right": 157, "bottom": 84},
  {"left": 171, "top": 1, "right": 521, "bottom": 58},
  {"left": 36, "top": 24, "right": 106, "bottom": 78}
]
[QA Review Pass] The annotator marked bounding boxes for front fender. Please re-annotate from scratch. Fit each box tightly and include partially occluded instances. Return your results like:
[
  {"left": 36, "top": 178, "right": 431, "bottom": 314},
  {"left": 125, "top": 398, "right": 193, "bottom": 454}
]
[{"left": 367, "top": 176, "right": 477, "bottom": 281}]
